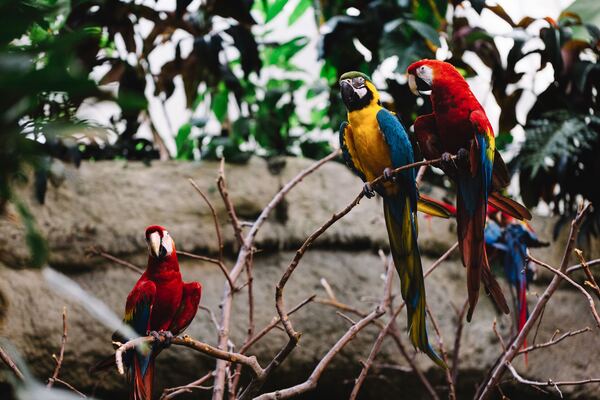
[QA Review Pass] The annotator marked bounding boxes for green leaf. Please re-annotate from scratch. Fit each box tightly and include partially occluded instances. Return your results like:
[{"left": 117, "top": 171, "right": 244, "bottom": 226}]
[
  {"left": 406, "top": 20, "right": 441, "bottom": 47},
  {"left": 212, "top": 83, "right": 229, "bottom": 123},
  {"left": 265, "top": 36, "right": 308, "bottom": 66},
  {"left": 288, "top": 0, "right": 311, "bottom": 25},
  {"left": 175, "top": 123, "right": 195, "bottom": 160},
  {"left": 265, "top": 0, "right": 288, "bottom": 23}
]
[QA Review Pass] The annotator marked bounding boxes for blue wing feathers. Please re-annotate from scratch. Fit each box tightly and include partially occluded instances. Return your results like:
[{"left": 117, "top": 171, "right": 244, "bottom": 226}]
[{"left": 376, "top": 109, "right": 417, "bottom": 210}]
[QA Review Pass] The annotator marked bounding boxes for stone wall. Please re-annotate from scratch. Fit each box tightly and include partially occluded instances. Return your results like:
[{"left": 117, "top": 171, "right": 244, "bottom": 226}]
[{"left": 0, "top": 157, "right": 598, "bottom": 399}]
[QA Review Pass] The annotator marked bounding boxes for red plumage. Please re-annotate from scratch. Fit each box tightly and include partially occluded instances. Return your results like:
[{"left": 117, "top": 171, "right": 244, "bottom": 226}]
[
  {"left": 407, "top": 60, "right": 527, "bottom": 320},
  {"left": 123, "top": 225, "right": 202, "bottom": 400}
]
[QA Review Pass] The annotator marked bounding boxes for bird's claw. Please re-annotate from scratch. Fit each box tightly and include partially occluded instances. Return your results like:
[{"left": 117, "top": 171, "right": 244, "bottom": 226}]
[
  {"left": 363, "top": 183, "right": 376, "bottom": 198},
  {"left": 149, "top": 330, "right": 174, "bottom": 349},
  {"left": 383, "top": 167, "right": 395, "bottom": 182},
  {"left": 440, "top": 152, "right": 458, "bottom": 169}
]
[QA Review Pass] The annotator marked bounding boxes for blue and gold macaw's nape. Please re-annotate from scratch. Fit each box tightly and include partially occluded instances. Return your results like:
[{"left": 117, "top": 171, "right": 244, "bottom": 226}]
[
  {"left": 338, "top": 71, "right": 448, "bottom": 368},
  {"left": 407, "top": 60, "right": 533, "bottom": 322}
]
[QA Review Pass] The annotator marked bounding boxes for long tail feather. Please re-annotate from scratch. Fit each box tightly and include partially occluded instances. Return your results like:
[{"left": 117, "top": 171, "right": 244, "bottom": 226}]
[
  {"left": 482, "top": 250, "right": 510, "bottom": 315},
  {"left": 384, "top": 197, "right": 446, "bottom": 368},
  {"left": 130, "top": 355, "right": 154, "bottom": 400},
  {"left": 489, "top": 192, "right": 532, "bottom": 221},
  {"left": 417, "top": 193, "right": 452, "bottom": 218},
  {"left": 456, "top": 187, "right": 485, "bottom": 322}
]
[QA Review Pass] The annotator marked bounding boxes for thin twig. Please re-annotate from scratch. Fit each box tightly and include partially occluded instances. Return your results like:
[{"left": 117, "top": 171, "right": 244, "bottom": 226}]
[
  {"left": 160, "top": 372, "right": 214, "bottom": 400},
  {"left": 86, "top": 247, "right": 144, "bottom": 274},
  {"left": 492, "top": 318, "right": 507, "bottom": 353},
  {"left": 574, "top": 249, "right": 600, "bottom": 301},
  {"left": 427, "top": 305, "right": 456, "bottom": 400},
  {"left": 505, "top": 362, "right": 600, "bottom": 397},
  {"left": 216, "top": 158, "right": 244, "bottom": 247},
  {"left": 0, "top": 346, "right": 24, "bottom": 381},
  {"left": 528, "top": 254, "right": 600, "bottom": 328},
  {"left": 475, "top": 202, "right": 592, "bottom": 400},
  {"left": 566, "top": 258, "right": 600, "bottom": 274},
  {"left": 451, "top": 298, "right": 469, "bottom": 386},
  {"left": 251, "top": 257, "right": 396, "bottom": 400},
  {"left": 239, "top": 295, "right": 316, "bottom": 355},
  {"left": 518, "top": 327, "right": 591, "bottom": 355},
  {"left": 189, "top": 178, "right": 224, "bottom": 261},
  {"left": 177, "top": 250, "right": 235, "bottom": 292},
  {"left": 49, "top": 377, "right": 87, "bottom": 398},
  {"left": 212, "top": 150, "right": 339, "bottom": 400},
  {"left": 47, "top": 307, "right": 67, "bottom": 388}
]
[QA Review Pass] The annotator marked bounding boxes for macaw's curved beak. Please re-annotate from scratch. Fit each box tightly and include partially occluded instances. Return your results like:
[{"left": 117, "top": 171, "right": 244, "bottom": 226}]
[
  {"left": 408, "top": 74, "right": 432, "bottom": 97},
  {"left": 340, "top": 80, "right": 355, "bottom": 102},
  {"left": 148, "top": 231, "right": 163, "bottom": 258}
]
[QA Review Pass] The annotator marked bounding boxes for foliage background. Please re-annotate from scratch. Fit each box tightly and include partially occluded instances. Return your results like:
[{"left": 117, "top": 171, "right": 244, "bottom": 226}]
[{"left": 1, "top": 0, "right": 599, "bottom": 264}]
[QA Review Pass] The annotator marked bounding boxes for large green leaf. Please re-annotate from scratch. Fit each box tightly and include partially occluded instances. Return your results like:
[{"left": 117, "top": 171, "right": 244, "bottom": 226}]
[
  {"left": 288, "top": 0, "right": 312, "bottom": 25},
  {"left": 265, "top": 0, "right": 288, "bottom": 23}
]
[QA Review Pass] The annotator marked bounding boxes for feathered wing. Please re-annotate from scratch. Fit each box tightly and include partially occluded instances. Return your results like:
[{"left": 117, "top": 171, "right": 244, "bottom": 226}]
[
  {"left": 122, "top": 279, "right": 156, "bottom": 400},
  {"left": 339, "top": 121, "right": 366, "bottom": 181},
  {"left": 377, "top": 109, "right": 446, "bottom": 368},
  {"left": 461, "top": 110, "right": 509, "bottom": 321},
  {"left": 168, "top": 282, "right": 202, "bottom": 335}
]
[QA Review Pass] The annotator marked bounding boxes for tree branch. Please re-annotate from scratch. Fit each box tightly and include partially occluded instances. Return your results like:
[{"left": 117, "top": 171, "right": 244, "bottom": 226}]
[
  {"left": 518, "top": 327, "right": 591, "bottom": 355},
  {"left": 86, "top": 247, "right": 144, "bottom": 274},
  {"left": 47, "top": 306, "right": 67, "bottom": 388},
  {"left": 475, "top": 202, "right": 592, "bottom": 400}
]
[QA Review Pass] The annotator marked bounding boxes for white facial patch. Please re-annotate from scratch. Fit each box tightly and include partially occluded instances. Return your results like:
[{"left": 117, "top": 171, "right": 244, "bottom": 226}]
[
  {"left": 355, "top": 86, "right": 368, "bottom": 98},
  {"left": 161, "top": 231, "right": 174, "bottom": 256}
]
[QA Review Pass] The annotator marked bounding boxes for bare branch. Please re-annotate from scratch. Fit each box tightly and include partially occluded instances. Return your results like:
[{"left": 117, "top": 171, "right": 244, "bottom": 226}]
[
  {"left": 47, "top": 307, "right": 67, "bottom": 388},
  {"left": 160, "top": 372, "right": 214, "bottom": 400},
  {"left": 212, "top": 151, "right": 339, "bottom": 400},
  {"left": 217, "top": 158, "right": 245, "bottom": 247},
  {"left": 566, "top": 258, "right": 600, "bottom": 274},
  {"left": 529, "top": 254, "right": 600, "bottom": 328},
  {"left": 0, "top": 345, "right": 24, "bottom": 381},
  {"left": 518, "top": 327, "right": 591, "bottom": 355},
  {"left": 475, "top": 202, "right": 592, "bottom": 400},
  {"left": 506, "top": 362, "right": 600, "bottom": 398},
  {"left": 451, "top": 299, "right": 469, "bottom": 386},
  {"left": 252, "top": 306, "right": 385, "bottom": 400},
  {"left": 177, "top": 250, "right": 235, "bottom": 292},
  {"left": 427, "top": 306, "right": 456, "bottom": 400},
  {"left": 86, "top": 247, "right": 144, "bottom": 274},
  {"left": 492, "top": 318, "right": 507, "bottom": 353},
  {"left": 115, "top": 335, "right": 264, "bottom": 378},
  {"left": 574, "top": 249, "right": 600, "bottom": 301},
  {"left": 189, "top": 178, "right": 224, "bottom": 261},
  {"left": 48, "top": 377, "right": 87, "bottom": 398}
]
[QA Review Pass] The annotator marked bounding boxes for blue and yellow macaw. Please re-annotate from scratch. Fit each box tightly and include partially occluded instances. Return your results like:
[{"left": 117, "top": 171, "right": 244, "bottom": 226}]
[{"left": 338, "top": 71, "right": 448, "bottom": 368}]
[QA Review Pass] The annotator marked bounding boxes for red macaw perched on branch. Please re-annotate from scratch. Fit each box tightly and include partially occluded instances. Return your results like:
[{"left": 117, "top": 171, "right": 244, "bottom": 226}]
[
  {"left": 338, "top": 71, "right": 450, "bottom": 368},
  {"left": 406, "top": 60, "right": 531, "bottom": 322},
  {"left": 120, "top": 225, "right": 201, "bottom": 400}
]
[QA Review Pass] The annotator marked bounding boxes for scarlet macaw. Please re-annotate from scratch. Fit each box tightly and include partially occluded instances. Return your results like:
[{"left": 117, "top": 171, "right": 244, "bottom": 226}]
[
  {"left": 120, "top": 226, "right": 201, "bottom": 400},
  {"left": 406, "top": 60, "right": 531, "bottom": 321},
  {"left": 338, "top": 71, "right": 449, "bottom": 368}
]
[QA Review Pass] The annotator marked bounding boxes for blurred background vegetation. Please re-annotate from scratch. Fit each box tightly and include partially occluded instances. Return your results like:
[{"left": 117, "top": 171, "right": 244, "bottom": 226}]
[{"left": 1, "top": 0, "right": 599, "bottom": 264}]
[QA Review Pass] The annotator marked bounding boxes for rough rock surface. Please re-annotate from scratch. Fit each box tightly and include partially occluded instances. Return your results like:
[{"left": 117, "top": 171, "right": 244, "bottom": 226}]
[{"left": 0, "top": 157, "right": 599, "bottom": 399}]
